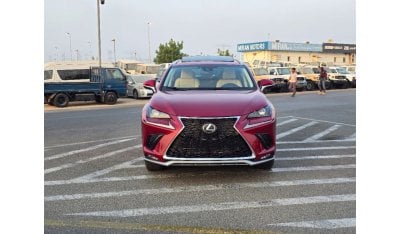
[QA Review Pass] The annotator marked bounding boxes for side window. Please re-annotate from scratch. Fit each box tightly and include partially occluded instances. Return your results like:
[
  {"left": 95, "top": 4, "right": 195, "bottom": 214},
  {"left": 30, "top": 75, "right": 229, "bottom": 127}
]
[
  {"left": 44, "top": 70, "right": 53, "bottom": 80},
  {"left": 57, "top": 69, "right": 90, "bottom": 80},
  {"left": 107, "top": 68, "right": 124, "bottom": 80},
  {"left": 269, "top": 69, "right": 276, "bottom": 75}
]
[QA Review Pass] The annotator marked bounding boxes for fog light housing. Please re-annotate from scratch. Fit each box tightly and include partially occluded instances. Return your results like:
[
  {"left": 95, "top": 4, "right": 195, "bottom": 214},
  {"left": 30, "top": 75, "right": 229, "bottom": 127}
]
[
  {"left": 256, "top": 133, "right": 273, "bottom": 149},
  {"left": 146, "top": 134, "right": 163, "bottom": 150}
]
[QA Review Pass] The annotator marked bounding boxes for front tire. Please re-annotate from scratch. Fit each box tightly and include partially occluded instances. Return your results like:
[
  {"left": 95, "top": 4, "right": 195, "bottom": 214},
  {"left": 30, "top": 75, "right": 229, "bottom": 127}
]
[
  {"left": 132, "top": 90, "right": 139, "bottom": 99},
  {"left": 253, "top": 159, "right": 274, "bottom": 170},
  {"left": 306, "top": 82, "right": 314, "bottom": 91},
  {"left": 53, "top": 93, "right": 69, "bottom": 108},
  {"left": 104, "top": 92, "right": 117, "bottom": 105},
  {"left": 145, "top": 160, "right": 165, "bottom": 171}
]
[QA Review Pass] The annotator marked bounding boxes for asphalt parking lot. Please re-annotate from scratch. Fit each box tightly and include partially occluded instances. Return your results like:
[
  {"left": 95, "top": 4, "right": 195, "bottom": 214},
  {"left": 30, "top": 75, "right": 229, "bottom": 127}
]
[{"left": 44, "top": 89, "right": 356, "bottom": 233}]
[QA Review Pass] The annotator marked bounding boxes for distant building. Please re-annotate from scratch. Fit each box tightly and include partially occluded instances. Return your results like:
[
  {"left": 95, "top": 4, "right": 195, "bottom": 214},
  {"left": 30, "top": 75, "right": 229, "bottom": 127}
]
[{"left": 237, "top": 41, "right": 356, "bottom": 66}]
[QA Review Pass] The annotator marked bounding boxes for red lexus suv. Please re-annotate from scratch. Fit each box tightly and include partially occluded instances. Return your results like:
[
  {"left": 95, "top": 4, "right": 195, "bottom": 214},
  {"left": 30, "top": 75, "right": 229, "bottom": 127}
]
[{"left": 141, "top": 56, "right": 276, "bottom": 171}]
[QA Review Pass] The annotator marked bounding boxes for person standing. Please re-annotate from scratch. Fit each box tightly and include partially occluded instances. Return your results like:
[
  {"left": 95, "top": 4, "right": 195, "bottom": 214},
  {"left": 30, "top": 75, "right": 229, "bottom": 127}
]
[
  {"left": 318, "top": 66, "right": 328, "bottom": 95},
  {"left": 288, "top": 67, "right": 298, "bottom": 97}
]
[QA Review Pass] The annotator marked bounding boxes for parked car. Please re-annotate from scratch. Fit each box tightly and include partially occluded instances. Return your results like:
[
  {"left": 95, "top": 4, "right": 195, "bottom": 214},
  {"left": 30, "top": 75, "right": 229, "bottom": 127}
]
[
  {"left": 141, "top": 56, "right": 276, "bottom": 171},
  {"left": 337, "top": 66, "right": 356, "bottom": 88},
  {"left": 296, "top": 76, "right": 308, "bottom": 91},
  {"left": 265, "top": 67, "right": 307, "bottom": 92},
  {"left": 126, "top": 75, "right": 155, "bottom": 99},
  {"left": 327, "top": 67, "right": 351, "bottom": 89},
  {"left": 297, "top": 66, "right": 332, "bottom": 90},
  {"left": 251, "top": 68, "right": 276, "bottom": 93}
]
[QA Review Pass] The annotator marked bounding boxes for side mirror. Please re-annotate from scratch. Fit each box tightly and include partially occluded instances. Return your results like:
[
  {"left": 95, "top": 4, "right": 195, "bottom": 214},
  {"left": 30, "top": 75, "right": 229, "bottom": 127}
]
[
  {"left": 143, "top": 79, "right": 157, "bottom": 92},
  {"left": 257, "top": 79, "right": 274, "bottom": 93}
]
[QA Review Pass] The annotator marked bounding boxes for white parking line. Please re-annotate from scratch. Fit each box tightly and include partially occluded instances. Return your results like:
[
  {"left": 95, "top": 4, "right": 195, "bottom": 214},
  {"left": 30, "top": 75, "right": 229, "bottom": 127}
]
[
  {"left": 302, "top": 125, "right": 342, "bottom": 142},
  {"left": 45, "top": 177, "right": 355, "bottom": 201},
  {"left": 44, "top": 135, "right": 137, "bottom": 149},
  {"left": 273, "top": 164, "right": 355, "bottom": 172},
  {"left": 277, "top": 121, "right": 318, "bottom": 139},
  {"left": 66, "top": 194, "right": 355, "bottom": 217},
  {"left": 346, "top": 132, "right": 356, "bottom": 140},
  {"left": 72, "top": 156, "right": 142, "bottom": 181},
  {"left": 270, "top": 218, "right": 356, "bottom": 229},
  {"left": 44, "top": 138, "right": 134, "bottom": 161},
  {"left": 44, "top": 164, "right": 356, "bottom": 186},
  {"left": 277, "top": 138, "right": 356, "bottom": 144},
  {"left": 277, "top": 146, "right": 356, "bottom": 151},
  {"left": 44, "top": 146, "right": 137, "bottom": 175},
  {"left": 277, "top": 154, "right": 355, "bottom": 161},
  {"left": 277, "top": 118, "right": 298, "bottom": 127},
  {"left": 291, "top": 116, "right": 356, "bottom": 127}
]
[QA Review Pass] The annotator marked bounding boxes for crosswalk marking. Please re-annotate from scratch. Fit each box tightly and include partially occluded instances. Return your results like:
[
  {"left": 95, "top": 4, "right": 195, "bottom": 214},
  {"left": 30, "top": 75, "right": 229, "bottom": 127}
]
[
  {"left": 277, "top": 118, "right": 298, "bottom": 126},
  {"left": 277, "top": 154, "right": 355, "bottom": 160},
  {"left": 277, "top": 121, "right": 318, "bottom": 139},
  {"left": 303, "top": 124, "right": 342, "bottom": 142},
  {"left": 273, "top": 164, "right": 355, "bottom": 172},
  {"left": 277, "top": 146, "right": 355, "bottom": 151},
  {"left": 66, "top": 194, "right": 355, "bottom": 217},
  {"left": 44, "top": 138, "right": 134, "bottom": 161},
  {"left": 44, "top": 135, "right": 137, "bottom": 149},
  {"left": 44, "top": 146, "right": 135, "bottom": 175},
  {"left": 44, "top": 164, "right": 355, "bottom": 186},
  {"left": 72, "top": 157, "right": 142, "bottom": 181},
  {"left": 44, "top": 177, "right": 355, "bottom": 201},
  {"left": 270, "top": 218, "right": 356, "bottom": 229}
]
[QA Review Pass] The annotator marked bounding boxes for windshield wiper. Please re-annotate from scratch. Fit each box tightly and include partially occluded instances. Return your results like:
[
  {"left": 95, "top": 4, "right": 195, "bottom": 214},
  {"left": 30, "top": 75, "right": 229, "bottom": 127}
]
[{"left": 164, "top": 87, "right": 188, "bottom": 91}]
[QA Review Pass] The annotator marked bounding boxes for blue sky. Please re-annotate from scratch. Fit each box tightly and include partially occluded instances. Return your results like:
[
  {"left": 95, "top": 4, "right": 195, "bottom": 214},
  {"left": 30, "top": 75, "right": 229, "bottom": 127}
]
[{"left": 44, "top": 0, "right": 355, "bottom": 62}]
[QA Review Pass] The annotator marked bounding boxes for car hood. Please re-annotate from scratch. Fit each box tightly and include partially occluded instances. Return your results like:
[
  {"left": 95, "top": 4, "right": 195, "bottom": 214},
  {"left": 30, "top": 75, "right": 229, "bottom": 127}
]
[{"left": 149, "top": 90, "right": 269, "bottom": 117}]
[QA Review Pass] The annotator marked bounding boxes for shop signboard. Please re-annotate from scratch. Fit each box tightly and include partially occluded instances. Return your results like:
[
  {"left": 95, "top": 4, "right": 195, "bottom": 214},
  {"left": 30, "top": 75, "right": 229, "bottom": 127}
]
[
  {"left": 237, "top": 42, "right": 269, "bottom": 52},
  {"left": 322, "top": 43, "right": 356, "bottom": 53},
  {"left": 269, "top": 41, "right": 322, "bottom": 52}
]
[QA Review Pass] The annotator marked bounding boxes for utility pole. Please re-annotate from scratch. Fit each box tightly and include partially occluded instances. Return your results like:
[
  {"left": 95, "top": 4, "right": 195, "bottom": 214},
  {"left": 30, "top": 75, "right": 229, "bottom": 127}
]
[
  {"left": 97, "top": 0, "right": 105, "bottom": 68},
  {"left": 147, "top": 22, "right": 152, "bottom": 63},
  {"left": 111, "top": 38, "right": 116, "bottom": 64}
]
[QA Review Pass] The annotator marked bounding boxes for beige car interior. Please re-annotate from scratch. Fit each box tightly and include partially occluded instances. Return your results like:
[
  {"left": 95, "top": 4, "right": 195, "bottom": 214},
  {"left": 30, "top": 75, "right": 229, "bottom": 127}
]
[
  {"left": 216, "top": 69, "right": 242, "bottom": 87},
  {"left": 174, "top": 70, "right": 199, "bottom": 88}
]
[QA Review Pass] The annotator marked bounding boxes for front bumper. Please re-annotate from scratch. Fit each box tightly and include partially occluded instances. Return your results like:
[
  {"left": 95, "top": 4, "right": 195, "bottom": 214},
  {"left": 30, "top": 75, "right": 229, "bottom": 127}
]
[
  {"left": 144, "top": 154, "right": 275, "bottom": 167},
  {"left": 141, "top": 109, "right": 276, "bottom": 166}
]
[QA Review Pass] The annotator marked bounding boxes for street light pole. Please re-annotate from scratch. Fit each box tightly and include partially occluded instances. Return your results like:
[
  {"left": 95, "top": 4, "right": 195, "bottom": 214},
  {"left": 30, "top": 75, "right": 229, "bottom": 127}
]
[
  {"left": 111, "top": 39, "right": 116, "bottom": 64},
  {"left": 75, "top": 49, "right": 79, "bottom": 61},
  {"left": 147, "top": 22, "right": 151, "bottom": 63},
  {"left": 54, "top": 46, "right": 58, "bottom": 61},
  {"left": 65, "top": 32, "right": 72, "bottom": 61},
  {"left": 88, "top": 41, "right": 92, "bottom": 60}
]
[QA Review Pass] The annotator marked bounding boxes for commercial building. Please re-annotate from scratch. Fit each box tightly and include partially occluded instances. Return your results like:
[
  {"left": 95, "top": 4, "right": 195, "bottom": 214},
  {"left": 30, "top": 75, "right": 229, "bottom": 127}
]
[{"left": 237, "top": 41, "right": 356, "bottom": 66}]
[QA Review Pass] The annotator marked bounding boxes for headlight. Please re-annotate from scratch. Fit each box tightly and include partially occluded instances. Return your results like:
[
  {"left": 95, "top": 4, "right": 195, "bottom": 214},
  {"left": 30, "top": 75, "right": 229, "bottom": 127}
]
[
  {"left": 248, "top": 105, "right": 274, "bottom": 118},
  {"left": 147, "top": 106, "right": 170, "bottom": 119}
]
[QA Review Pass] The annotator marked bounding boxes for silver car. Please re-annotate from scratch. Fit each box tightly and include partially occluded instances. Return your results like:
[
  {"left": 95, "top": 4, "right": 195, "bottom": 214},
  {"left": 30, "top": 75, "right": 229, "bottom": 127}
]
[{"left": 126, "top": 75, "right": 155, "bottom": 99}]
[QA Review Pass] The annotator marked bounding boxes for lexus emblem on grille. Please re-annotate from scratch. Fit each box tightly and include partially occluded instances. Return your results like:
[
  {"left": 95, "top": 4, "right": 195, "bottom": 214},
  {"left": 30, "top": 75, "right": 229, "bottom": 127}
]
[{"left": 202, "top": 123, "right": 217, "bottom": 134}]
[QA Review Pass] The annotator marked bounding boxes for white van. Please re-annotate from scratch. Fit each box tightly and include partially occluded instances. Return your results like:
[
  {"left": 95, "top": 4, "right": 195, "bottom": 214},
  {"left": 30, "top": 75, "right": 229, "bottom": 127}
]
[{"left": 44, "top": 61, "right": 116, "bottom": 83}]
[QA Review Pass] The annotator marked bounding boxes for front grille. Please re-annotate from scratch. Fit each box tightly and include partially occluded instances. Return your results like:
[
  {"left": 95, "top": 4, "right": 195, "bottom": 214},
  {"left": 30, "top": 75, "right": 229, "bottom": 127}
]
[{"left": 167, "top": 118, "right": 252, "bottom": 158}]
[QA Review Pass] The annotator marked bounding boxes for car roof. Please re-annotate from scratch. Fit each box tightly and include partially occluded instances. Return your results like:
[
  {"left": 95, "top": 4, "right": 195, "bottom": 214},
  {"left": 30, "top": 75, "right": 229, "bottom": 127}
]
[{"left": 171, "top": 56, "right": 242, "bottom": 66}]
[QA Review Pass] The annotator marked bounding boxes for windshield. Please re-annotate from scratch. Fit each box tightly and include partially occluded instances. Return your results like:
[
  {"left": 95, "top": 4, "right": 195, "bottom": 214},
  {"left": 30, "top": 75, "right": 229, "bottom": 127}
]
[
  {"left": 336, "top": 68, "right": 349, "bottom": 74},
  {"left": 302, "top": 67, "right": 314, "bottom": 74},
  {"left": 312, "top": 68, "right": 320, "bottom": 73},
  {"left": 161, "top": 65, "right": 256, "bottom": 91},
  {"left": 253, "top": 68, "right": 268, "bottom": 76},
  {"left": 276, "top": 68, "right": 290, "bottom": 75},
  {"left": 329, "top": 68, "right": 338, "bottom": 73}
]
